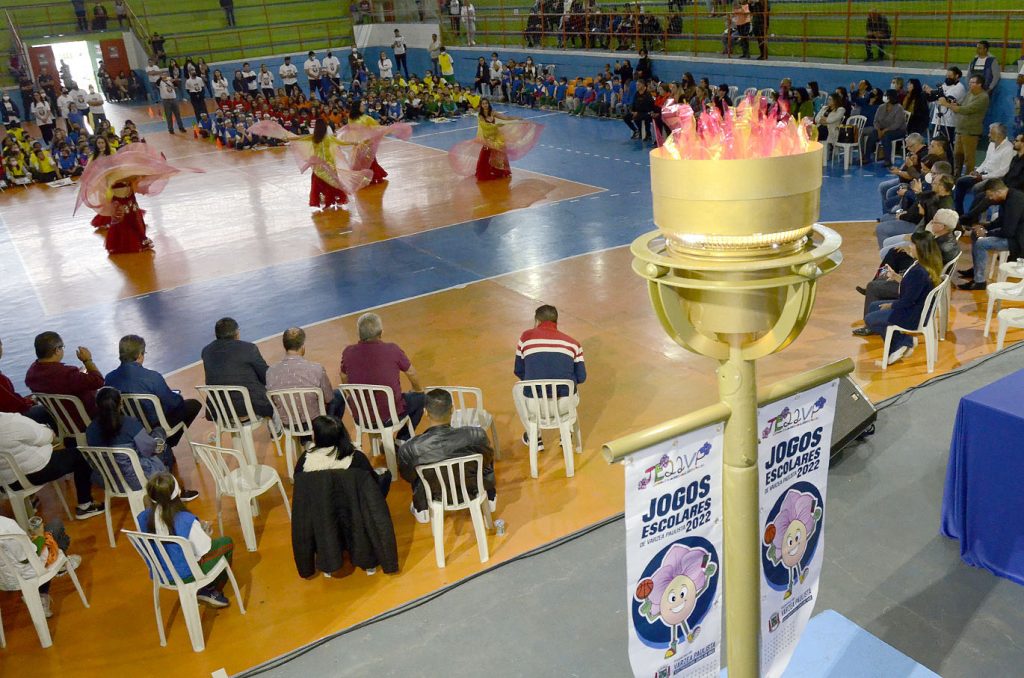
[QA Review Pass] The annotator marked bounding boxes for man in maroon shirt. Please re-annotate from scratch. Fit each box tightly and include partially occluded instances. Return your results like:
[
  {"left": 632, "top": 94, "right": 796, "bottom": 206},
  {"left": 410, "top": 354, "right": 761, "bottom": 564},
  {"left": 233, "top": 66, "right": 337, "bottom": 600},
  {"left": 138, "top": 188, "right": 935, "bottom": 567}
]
[
  {"left": 1, "top": 337, "right": 56, "bottom": 429},
  {"left": 24, "top": 331, "right": 104, "bottom": 432},
  {"left": 340, "top": 312, "right": 425, "bottom": 439}
]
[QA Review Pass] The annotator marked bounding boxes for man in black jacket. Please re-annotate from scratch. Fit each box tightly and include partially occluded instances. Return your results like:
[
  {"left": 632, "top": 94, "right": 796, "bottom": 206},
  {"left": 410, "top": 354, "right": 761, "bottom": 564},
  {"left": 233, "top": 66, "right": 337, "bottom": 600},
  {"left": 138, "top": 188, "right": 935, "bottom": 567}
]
[
  {"left": 749, "top": 0, "right": 770, "bottom": 60},
  {"left": 398, "top": 389, "right": 496, "bottom": 524},
  {"left": 961, "top": 133, "right": 1024, "bottom": 227},
  {"left": 959, "top": 180, "right": 1024, "bottom": 290},
  {"left": 200, "top": 317, "right": 273, "bottom": 417},
  {"left": 624, "top": 79, "right": 655, "bottom": 141}
]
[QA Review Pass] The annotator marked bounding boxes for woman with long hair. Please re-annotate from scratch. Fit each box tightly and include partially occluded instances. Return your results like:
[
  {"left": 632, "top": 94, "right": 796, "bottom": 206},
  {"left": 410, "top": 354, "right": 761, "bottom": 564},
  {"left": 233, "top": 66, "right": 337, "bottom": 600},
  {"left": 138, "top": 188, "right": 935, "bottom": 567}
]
[
  {"left": 448, "top": 97, "right": 542, "bottom": 181},
  {"left": 860, "top": 230, "right": 944, "bottom": 365},
  {"left": 346, "top": 98, "right": 389, "bottom": 184},
  {"left": 902, "top": 78, "right": 930, "bottom": 137},
  {"left": 307, "top": 117, "right": 356, "bottom": 210},
  {"left": 138, "top": 473, "right": 234, "bottom": 608},
  {"left": 88, "top": 136, "right": 114, "bottom": 229}
]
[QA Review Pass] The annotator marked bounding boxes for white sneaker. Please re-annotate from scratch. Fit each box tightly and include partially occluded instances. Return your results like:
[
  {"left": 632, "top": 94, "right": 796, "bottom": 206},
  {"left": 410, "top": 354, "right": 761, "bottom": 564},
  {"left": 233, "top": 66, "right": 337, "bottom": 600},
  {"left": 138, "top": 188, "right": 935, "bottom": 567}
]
[
  {"left": 886, "top": 344, "right": 909, "bottom": 365},
  {"left": 488, "top": 497, "right": 497, "bottom": 513},
  {"left": 40, "top": 593, "right": 53, "bottom": 618},
  {"left": 365, "top": 567, "right": 377, "bottom": 575},
  {"left": 409, "top": 503, "right": 430, "bottom": 524},
  {"left": 57, "top": 554, "right": 82, "bottom": 576}
]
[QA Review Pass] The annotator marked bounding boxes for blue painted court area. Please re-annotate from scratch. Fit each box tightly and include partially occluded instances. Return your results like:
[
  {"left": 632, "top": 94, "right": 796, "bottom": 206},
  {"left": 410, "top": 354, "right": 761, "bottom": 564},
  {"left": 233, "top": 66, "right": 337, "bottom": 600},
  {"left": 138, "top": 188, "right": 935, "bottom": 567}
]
[{"left": 1, "top": 107, "right": 884, "bottom": 386}]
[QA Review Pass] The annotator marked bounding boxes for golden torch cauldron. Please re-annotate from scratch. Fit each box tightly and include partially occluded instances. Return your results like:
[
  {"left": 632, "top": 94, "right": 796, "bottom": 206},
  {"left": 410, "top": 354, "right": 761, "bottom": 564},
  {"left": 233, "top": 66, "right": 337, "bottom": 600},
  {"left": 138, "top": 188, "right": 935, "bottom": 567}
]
[{"left": 630, "top": 109, "right": 842, "bottom": 678}]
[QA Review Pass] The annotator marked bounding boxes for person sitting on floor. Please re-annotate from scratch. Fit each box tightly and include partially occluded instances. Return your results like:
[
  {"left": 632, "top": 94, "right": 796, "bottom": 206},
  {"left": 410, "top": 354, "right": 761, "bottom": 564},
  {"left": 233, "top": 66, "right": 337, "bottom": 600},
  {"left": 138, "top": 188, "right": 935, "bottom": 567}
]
[
  {"left": 201, "top": 317, "right": 274, "bottom": 418},
  {"left": 85, "top": 387, "right": 199, "bottom": 500},
  {"left": 104, "top": 334, "right": 202, "bottom": 450},
  {"left": 514, "top": 304, "right": 586, "bottom": 451},
  {"left": 291, "top": 416, "right": 397, "bottom": 578},
  {"left": 137, "top": 473, "right": 234, "bottom": 608},
  {"left": 0, "top": 412, "right": 103, "bottom": 518},
  {"left": 398, "top": 388, "right": 497, "bottom": 524},
  {"left": 340, "top": 313, "right": 425, "bottom": 439}
]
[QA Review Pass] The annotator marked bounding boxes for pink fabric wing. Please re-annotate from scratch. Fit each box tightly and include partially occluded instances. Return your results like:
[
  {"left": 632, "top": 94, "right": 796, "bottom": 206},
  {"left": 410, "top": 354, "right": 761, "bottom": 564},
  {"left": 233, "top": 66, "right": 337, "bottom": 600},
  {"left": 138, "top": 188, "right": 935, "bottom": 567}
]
[
  {"left": 75, "top": 143, "right": 203, "bottom": 215},
  {"left": 497, "top": 120, "right": 543, "bottom": 161},
  {"left": 247, "top": 119, "right": 297, "bottom": 140},
  {"left": 447, "top": 138, "right": 484, "bottom": 177}
]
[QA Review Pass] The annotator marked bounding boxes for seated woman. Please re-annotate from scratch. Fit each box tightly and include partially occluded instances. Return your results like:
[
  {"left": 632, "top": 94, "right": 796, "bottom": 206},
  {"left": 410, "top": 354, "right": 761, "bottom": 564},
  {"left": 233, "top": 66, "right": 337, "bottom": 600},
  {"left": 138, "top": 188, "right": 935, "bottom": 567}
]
[
  {"left": 0, "top": 515, "right": 80, "bottom": 619},
  {"left": 85, "top": 387, "right": 198, "bottom": 500},
  {"left": 875, "top": 188, "right": 943, "bottom": 250},
  {"left": 137, "top": 473, "right": 234, "bottom": 608},
  {"left": 858, "top": 231, "right": 945, "bottom": 365},
  {"left": 291, "top": 416, "right": 397, "bottom": 578}
]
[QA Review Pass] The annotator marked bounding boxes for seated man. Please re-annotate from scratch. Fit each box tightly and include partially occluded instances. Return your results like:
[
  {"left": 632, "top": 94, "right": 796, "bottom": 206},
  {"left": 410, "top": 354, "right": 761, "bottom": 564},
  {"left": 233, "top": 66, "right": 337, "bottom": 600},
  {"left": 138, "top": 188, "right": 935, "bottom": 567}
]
[
  {"left": 959, "top": 179, "right": 1024, "bottom": 291},
  {"left": 877, "top": 133, "right": 927, "bottom": 214},
  {"left": 514, "top": 304, "right": 586, "bottom": 451},
  {"left": 0, "top": 412, "right": 103, "bottom": 518},
  {"left": 0, "top": 337, "right": 52, "bottom": 426},
  {"left": 104, "top": 334, "right": 202, "bottom": 448},
  {"left": 266, "top": 327, "right": 344, "bottom": 427},
  {"left": 960, "top": 132, "right": 1024, "bottom": 227},
  {"left": 398, "top": 389, "right": 496, "bottom": 524},
  {"left": 201, "top": 317, "right": 273, "bottom": 418},
  {"left": 953, "top": 122, "right": 1013, "bottom": 214},
  {"left": 340, "top": 313, "right": 424, "bottom": 438},
  {"left": 24, "top": 332, "right": 104, "bottom": 437}
]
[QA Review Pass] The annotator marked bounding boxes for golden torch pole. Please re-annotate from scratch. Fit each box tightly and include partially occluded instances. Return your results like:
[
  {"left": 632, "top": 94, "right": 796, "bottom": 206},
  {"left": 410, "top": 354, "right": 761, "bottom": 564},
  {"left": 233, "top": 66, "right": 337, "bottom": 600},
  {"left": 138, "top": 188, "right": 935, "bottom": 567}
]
[{"left": 632, "top": 140, "right": 842, "bottom": 677}]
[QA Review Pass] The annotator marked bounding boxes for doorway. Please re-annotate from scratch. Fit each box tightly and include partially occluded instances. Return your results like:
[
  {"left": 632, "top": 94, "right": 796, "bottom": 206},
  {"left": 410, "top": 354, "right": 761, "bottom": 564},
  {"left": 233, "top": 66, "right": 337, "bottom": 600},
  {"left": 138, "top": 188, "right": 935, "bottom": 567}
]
[{"left": 37, "top": 40, "right": 98, "bottom": 93}]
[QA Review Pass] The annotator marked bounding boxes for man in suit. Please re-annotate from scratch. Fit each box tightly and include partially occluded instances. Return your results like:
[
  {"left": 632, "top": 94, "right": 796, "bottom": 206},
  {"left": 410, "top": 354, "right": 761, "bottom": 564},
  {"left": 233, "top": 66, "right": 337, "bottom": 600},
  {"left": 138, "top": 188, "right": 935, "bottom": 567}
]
[
  {"left": 959, "top": 179, "right": 1024, "bottom": 290},
  {"left": 201, "top": 317, "right": 273, "bottom": 417}
]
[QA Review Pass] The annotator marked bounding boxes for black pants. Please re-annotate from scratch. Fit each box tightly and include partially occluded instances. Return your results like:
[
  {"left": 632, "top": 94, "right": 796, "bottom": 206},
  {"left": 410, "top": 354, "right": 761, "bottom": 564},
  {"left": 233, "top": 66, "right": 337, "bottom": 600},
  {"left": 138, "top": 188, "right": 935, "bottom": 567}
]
[
  {"left": 162, "top": 99, "right": 186, "bottom": 132},
  {"left": 284, "top": 83, "right": 300, "bottom": 98},
  {"left": 624, "top": 112, "right": 652, "bottom": 139},
  {"left": 166, "top": 398, "right": 202, "bottom": 448},
  {"left": 39, "top": 123, "right": 54, "bottom": 144},
  {"left": 865, "top": 37, "right": 887, "bottom": 60},
  {"left": 395, "top": 53, "right": 409, "bottom": 78},
  {"left": 188, "top": 92, "right": 206, "bottom": 118},
  {"left": 223, "top": 7, "right": 236, "bottom": 26},
  {"left": 75, "top": 11, "right": 88, "bottom": 30},
  {"left": 382, "top": 391, "right": 425, "bottom": 441},
  {"left": 24, "top": 447, "right": 95, "bottom": 505}
]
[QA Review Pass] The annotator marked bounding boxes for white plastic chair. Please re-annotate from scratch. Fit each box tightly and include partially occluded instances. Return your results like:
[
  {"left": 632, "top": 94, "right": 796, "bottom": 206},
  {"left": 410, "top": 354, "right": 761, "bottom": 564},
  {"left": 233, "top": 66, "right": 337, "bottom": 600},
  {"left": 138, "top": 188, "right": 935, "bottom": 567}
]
[
  {"left": 512, "top": 380, "right": 583, "bottom": 478},
  {"left": 938, "top": 251, "right": 962, "bottom": 340},
  {"left": 727, "top": 85, "right": 739, "bottom": 101},
  {"left": 0, "top": 533, "right": 89, "bottom": 648},
  {"left": 996, "top": 308, "right": 1024, "bottom": 350},
  {"left": 743, "top": 87, "right": 758, "bottom": 98},
  {"left": 123, "top": 529, "right": 246, "bottom": 653},
  {"left": 0, "top": 451, "right": 73, "bottom": 531},
  {"left": 339, "top": 384, "right": 414, "bottom": 477},
  {"left": 996, "top": 256, "right": 1024, "bottom": 284},
  {"left": 197, "top": 385, "right": 282, "bottom": 467},
  {"left": 267, "top": 387, "right": 326, "bottom": 481},
  {"left": 890, "top": 111, "right": 912, "bottom": 163},
  {"left": 882, "top": 276, "right": 947, "bottom": 373},
  {"left": 190, "top": 442, "right": 290, "bottom": 552},
  {"left": 987, "top": 249, "right": 1011, "bottom": 282},
  {"left": 415, "top": 454, "right": 492, "bottom": 568},
  {"left": 30, "top": 394, "right": 90, "bottom": 446},
  {"left": 983, "top": 280, "right": 1024, "bottom": 337},
  {"left": 79, "top": 446, "right": 147, "bottom": 547},
  {"left": 425, "top": 385, "right": 501, "bottom": 460},
  {"left": 830, "top": 114, "right": 866, "bottom": 170},
  {"left": 121, "top": 392, "right": 197, "bottom": 467}
]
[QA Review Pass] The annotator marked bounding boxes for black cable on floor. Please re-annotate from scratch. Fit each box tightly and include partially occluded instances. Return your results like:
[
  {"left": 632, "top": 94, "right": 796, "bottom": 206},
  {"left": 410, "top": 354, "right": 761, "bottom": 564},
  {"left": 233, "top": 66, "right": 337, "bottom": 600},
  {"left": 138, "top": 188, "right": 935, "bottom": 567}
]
[{"left": 238, "top": 512, "right": 624, "bottom": 677}]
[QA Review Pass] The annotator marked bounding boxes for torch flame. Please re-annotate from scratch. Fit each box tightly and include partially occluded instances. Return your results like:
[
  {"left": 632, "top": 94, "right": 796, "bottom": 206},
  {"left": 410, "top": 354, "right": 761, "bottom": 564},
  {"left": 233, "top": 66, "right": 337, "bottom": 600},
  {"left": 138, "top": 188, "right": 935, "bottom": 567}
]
[{"left": 661, "top": 95, "right": 815, "bottom": 161}]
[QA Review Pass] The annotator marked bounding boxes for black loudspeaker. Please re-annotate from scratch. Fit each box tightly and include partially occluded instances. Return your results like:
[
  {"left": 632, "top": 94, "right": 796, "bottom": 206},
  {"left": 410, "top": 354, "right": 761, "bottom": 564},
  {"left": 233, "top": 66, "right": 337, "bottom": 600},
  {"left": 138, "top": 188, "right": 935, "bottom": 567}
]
[{"left": 830, "top": 375, "right": 877, "bottom": 457}]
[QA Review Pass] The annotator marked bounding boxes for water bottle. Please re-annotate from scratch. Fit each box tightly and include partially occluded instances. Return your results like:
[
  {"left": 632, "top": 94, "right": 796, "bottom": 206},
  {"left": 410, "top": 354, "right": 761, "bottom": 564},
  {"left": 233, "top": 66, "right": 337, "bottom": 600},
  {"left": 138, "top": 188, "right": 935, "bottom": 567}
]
[{"left": 494, "top": 518, "right": 506, "bottom": 536}]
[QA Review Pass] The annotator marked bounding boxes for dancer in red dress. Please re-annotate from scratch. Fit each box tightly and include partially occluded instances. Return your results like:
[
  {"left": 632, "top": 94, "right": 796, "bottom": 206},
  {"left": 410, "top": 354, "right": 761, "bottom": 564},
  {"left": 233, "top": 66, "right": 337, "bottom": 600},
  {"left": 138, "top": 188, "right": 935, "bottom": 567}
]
[
  {"left": 76, "top": 144, "right": 203, "bottom": 255},
  {"left": 307, "top": 118, "right": 357, "bottom": 209},
  {"left": 88, "top": 137, "right": 114, "bottom": 230},
  {"left": 448, "top": 98, "right": 544, "bottom": 181}
]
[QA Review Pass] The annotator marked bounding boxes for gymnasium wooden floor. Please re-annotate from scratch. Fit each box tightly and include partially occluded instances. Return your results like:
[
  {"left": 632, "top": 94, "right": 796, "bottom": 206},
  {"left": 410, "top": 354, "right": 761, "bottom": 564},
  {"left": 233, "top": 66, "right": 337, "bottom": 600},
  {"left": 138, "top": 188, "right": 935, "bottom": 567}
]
[{"left": 0, "top": 105, "right": 1019, "bottom": 676}]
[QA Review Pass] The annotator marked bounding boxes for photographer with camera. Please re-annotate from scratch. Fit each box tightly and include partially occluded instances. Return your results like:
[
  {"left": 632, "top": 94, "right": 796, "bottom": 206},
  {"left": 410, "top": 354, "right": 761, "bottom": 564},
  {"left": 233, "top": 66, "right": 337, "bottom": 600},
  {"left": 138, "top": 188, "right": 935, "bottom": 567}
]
[{"left": 923, "top": 67, "right": 965, "bottom": 149}]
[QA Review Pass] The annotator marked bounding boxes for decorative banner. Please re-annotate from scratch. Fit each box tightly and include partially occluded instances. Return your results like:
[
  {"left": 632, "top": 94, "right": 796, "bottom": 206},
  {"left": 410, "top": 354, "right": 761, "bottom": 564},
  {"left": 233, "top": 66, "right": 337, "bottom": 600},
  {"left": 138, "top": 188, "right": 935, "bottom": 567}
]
[
  {"left": 626, "top": 424, "right": 725, "bottom": 678},
  {"left": 757, "top": 380, "right": 839, "bottom": 678}
]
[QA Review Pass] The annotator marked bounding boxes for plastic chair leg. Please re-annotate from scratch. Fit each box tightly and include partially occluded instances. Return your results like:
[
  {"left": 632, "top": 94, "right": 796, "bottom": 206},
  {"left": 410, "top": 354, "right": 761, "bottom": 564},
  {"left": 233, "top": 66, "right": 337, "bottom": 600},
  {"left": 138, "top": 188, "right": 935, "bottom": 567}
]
[
  {"left": 64, "top": 555, "right": 90, "bottom": 608},
  {"left": 0, "top": 603, "right": 5, "bottom": 648},
  {"left": 238, "top": 427, "right": 258, "bottom": 466},
  {"left": 235, "top": 493, "right": 258, "bottom": 552},
  {"left": 178, "top": 586, "right": 206, "bottom": 652},
  {"left": 574, "top": 421, "right": 583, "bottom": 454},
  {"left": 489, "top": 419, "right": 501, "bottom": 460},
  {"left": 216, "top": 492, "right": 225, "bottom": 537},
  {"left": 468, "top": 502, "right": 490, "bottom": 564},
  {"left": 380, "top": 432, "right": 399, "bottom": 478},
  {"left": 152, "top": 582, "right": 167, "bottom": 646},
  {"left": 528, "top": 424, "right": 540, "bottom": 478},
  {"left": 881, "top": 328, "right": 894, "bottom": 372},
  {"left": 22, "top": 586, "right": 52, "bottom": 648},
  {"left": 52, "top": 481, "right": 73, "bottom": 521},
  {"left": 224, "top": 563, "right": 246, "bottom": 614},
  {"left": 984, "top": 295, "right": 999, "bottom": 337},
  {"left": 276, "top": 479, "right": 292, "bottom": 520},
  {"left": 997, "top": 316, "right": 1009, "bottom": 351},
  {"left": 430, "top": 507, "right": 446, "bottom": 568},
  {"left": 104, "top": 495, "right": 116, "bottom": 548},
  {"left": 283, "top": 435, "right": 296, "bottom": 481},
  {"left": 559, "top": 424, "right": 574, "bottom": 478},
  {"left": 9, "top": 492, "right": 31, "bottom": 531}
]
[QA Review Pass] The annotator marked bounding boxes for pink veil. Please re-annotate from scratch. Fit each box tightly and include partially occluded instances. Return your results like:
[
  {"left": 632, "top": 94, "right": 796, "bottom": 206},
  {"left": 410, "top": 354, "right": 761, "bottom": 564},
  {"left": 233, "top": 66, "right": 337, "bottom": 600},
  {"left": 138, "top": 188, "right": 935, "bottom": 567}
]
[
  {"left": 246, "top": 119, "right": 374, "bottom": 194},
  {"left": 335, "top": 121, "right": 413, "bottom": 171},
  {"left": 75, "top": 143, "right": 204, "bottom": 215},
  {"left": 448, "top": 119, "right": 544, "bottom": 177}
]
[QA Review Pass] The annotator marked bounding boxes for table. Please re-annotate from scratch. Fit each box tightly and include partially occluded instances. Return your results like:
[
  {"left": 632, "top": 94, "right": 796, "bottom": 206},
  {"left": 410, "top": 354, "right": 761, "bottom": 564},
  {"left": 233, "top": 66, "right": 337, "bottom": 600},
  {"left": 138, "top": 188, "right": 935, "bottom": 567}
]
[{"left": 941, "top": 368, "right": 1024, "bottom": 585}]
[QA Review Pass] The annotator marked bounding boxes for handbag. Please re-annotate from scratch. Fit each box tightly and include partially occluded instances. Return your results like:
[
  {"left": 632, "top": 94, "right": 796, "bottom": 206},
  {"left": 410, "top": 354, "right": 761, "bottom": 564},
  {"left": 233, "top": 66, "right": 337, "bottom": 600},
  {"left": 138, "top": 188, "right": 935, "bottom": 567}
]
[{"left": 836, "top": 125, "right": 856, "bottom": 144}]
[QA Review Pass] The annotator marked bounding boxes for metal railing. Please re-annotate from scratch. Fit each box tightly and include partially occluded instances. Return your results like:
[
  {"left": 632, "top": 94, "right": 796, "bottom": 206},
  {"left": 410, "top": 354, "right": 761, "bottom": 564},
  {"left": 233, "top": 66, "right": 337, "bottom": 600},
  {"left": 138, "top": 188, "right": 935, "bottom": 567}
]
[{"left": 436, "top": 5, "right": 1024, "bottom": 69}]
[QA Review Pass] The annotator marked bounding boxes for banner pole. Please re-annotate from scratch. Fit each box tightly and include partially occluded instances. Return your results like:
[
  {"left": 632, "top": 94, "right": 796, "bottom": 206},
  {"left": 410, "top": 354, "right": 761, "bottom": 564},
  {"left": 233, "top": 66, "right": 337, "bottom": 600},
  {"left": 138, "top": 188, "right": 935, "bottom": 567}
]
[{"left": 719, "top": 347, "right": 760, "bottom": 678}]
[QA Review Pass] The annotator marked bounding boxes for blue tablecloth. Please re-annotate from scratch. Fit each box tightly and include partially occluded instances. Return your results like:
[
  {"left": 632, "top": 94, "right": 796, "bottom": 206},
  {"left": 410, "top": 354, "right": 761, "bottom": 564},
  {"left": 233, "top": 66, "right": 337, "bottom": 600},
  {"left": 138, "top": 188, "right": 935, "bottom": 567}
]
[{"left": 941, "top": 368, "right": 1024, "bottom": 585}]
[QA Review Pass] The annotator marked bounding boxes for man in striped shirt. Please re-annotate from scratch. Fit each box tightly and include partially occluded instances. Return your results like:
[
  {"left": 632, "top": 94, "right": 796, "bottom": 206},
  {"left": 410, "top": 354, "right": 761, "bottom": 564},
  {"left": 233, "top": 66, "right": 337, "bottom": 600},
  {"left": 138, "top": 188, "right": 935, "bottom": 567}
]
[{"left": 514, "top": 305, "right": 586, "bottom": 450}]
